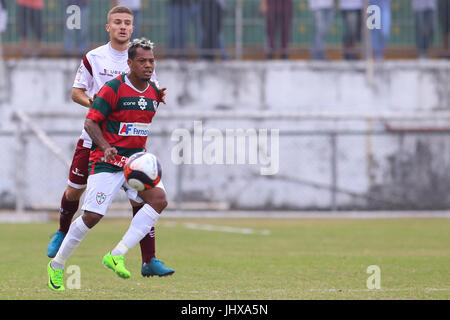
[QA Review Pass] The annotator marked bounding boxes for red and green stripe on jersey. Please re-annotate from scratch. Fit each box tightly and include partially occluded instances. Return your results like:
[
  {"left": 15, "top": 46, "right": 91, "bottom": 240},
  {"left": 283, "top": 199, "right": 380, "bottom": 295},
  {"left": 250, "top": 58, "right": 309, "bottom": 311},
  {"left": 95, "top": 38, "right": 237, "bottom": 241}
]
[{"left": 86, "top": 74, "right": 160, "bottom": 174}]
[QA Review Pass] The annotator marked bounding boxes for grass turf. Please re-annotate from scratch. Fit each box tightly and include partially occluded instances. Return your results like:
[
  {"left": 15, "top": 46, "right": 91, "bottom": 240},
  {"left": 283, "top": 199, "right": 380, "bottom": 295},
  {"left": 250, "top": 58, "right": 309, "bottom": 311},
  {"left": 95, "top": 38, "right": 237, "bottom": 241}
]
[{"left": 0, "top": 218, "right": 449, "bottom": 300}]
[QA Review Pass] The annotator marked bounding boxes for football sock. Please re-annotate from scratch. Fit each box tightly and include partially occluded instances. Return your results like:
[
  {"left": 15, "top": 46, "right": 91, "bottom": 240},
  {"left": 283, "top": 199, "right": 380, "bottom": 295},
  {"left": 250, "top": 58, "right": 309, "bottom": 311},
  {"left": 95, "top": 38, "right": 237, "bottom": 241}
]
[
  {"left": 111, "top": 204, "right": 160, "bottom": 256},
  {"left": 59, "top": 193, "right": 79, "bottom": 233},
  {"left": 52, "top": 215, "right": 90, "bottom": 269},
  {"left": 132, "top": 205, "right": 156, "bottom": 263}
]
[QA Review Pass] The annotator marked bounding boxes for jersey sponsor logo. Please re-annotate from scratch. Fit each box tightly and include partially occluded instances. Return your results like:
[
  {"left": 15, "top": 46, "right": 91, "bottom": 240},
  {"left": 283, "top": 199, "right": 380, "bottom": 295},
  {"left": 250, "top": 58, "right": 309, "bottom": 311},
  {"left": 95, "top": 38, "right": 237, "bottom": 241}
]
[
  {"left": 99, "top": 68, "right": 126, "bottom": 77},
  {"left": 118, "top": 122, "right": 151, "bottom": 136}
]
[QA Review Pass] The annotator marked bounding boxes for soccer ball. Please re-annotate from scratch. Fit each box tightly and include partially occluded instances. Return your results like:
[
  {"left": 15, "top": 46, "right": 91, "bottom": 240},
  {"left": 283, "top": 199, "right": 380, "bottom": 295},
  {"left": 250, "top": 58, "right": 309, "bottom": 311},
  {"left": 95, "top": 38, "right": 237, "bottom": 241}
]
[{"left": 124, "top": 152, "right": 162, "bottom": 191}]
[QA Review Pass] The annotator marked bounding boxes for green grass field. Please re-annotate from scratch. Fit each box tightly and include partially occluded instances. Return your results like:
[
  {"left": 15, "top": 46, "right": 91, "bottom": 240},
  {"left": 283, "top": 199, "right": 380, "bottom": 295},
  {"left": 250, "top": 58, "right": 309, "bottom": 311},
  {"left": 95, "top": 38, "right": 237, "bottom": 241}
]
[{"left": 0, "top": 217, "right": 449, "bottom": 300}]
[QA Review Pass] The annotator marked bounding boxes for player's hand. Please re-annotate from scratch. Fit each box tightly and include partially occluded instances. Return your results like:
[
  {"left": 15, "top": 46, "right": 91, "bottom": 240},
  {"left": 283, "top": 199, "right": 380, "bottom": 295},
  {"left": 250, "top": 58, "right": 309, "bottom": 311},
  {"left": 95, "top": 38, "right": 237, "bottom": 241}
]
[
  {"left": 158, "top": 88, "right": 167, "bottom": 104},
  {"left": 104, "top": 147, "right": 118, "bottom": 162},
  {"left": 88, "top": 94, "right": 98, "bottom": 107}
]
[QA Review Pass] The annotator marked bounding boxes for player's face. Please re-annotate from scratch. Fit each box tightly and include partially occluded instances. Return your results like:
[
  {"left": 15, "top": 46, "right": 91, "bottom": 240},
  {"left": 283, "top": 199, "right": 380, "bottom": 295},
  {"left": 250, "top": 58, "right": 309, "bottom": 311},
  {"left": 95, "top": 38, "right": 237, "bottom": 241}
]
[
  {"left": 129, "top": 48, "right": 155, "bottom": 82},
  {"left": 106, "top": 13, "right": 134, "bottom": 44}
]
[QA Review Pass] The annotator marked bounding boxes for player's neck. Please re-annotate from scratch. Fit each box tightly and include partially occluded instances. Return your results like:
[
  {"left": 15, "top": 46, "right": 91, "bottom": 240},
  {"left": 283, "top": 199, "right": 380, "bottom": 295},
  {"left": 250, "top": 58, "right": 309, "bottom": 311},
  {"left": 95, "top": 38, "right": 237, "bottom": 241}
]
[
  {"left": 109, "top": 39, "right": 129, "bottom": 52},
  {"left": 127, "top": 73, "right": 148, "bottom": 92}
]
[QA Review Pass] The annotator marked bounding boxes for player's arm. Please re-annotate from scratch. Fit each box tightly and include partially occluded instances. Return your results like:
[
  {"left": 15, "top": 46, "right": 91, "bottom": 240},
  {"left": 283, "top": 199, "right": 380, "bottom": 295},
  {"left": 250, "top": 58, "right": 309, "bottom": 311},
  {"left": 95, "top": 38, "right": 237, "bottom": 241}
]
[
  {"left": 151, "top": 71, "right": 167, "bottom": 104},
  {"left": 84, "top": 84, "right": 118, "bottom": 162},
  {"left": 72, "top": 55, "right": 94, "bottom": 108},
  {"left": 84, "top": 119, "right": 117, "bottom": 162},
  {"left": 71, "top": 87, "right": 94, "bottom": 108}
]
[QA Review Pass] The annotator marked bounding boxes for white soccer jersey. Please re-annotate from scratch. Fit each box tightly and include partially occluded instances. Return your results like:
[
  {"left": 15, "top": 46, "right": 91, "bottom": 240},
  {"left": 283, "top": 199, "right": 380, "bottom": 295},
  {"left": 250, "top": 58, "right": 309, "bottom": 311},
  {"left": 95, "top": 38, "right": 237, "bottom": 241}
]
[{"left": 73, "top": 42, "right": 159, "bottom": 147}]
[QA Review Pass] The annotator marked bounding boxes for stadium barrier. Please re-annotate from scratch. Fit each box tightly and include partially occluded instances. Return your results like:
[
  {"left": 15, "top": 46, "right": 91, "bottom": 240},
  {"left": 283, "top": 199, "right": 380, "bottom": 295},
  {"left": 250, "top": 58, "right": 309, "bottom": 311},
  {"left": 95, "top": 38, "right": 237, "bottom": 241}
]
[
  {"left": 8, "top": 109, "right": 450, "bottom": 214},
  {"left": 1, "top": 0, "right": 447, "bottom": 59}
]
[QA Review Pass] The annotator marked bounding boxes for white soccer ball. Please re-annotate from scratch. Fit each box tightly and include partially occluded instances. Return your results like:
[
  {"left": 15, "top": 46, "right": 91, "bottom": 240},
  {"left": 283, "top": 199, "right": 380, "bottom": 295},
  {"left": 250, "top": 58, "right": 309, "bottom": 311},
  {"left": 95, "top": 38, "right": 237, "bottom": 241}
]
[{"left": 124, "top": 152, "right": 161, "bottom": 191}]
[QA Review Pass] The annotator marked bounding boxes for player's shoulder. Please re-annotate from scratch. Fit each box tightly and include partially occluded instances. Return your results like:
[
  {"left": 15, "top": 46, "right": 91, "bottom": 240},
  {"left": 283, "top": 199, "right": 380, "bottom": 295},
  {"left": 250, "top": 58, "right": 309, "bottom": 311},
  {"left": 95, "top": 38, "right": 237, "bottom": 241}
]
[
  {"left": 148, "top": 80, "right": 160, "bottom": 96},
  {"left": 85, "top": 43, "right": 110, "bottom": 59},
  {"left": 103, "top": 74, "right": 126, "bottom": 94}
]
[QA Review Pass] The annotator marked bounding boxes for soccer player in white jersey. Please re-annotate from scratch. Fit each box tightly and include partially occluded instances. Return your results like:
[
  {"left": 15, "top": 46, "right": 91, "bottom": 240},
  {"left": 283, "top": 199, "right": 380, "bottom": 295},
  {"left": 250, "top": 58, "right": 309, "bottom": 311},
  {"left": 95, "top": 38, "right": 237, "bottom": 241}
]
[{"left": 46, "top": 5, "right": 174, "bottom": 277}]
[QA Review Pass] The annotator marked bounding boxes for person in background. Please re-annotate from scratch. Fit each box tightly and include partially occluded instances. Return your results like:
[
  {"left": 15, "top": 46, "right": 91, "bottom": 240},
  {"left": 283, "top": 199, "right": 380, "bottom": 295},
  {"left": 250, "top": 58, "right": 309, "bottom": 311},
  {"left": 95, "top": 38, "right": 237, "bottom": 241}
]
[
  {"left": 438, "top": 0, "right": 450, "bottom": 57},
  {"left": 16, "top": 0, "right": 44, "bottom": 58},
  {"left": 412, "top": 0, "right": 436, "bottom": 59},
  {"left": 339, "top": 0, "right": 363, "bottom": 60},
  {"left": 167, "top": 0, "right": 191, "bottom": 59},
  {"left": 369, "top": 0, "right": 391, "bottom": 60},
  {"left": 64, "top": 0, "right": 90, "bottom": 58},
  {"left": 260, "top": 0, "right": 293, "bottom": 60},
  {"left": 309, "top": 0, "right": 335, "bottom": 60},
  {"left": 0, "top": 0, "right": 7, "bottom": 103},
  {"left": 199, "top": 0, "right": 226, "bottom": 60},
  {"left": 112, "top": 0, "right": 142, "bottom": 38},
  {"left": 0, "top": 0, "right": 6, "bottom": 55}
]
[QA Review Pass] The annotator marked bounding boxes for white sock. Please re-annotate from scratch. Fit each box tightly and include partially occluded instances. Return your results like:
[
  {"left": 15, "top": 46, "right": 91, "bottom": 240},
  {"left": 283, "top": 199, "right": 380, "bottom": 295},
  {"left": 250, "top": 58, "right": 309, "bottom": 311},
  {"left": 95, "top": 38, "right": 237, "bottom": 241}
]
[
  {"left": 111, "top": 204, "right": 160, "bottom": 256},
  {"left": 52, "top": 215, "right": 90, "bottom": 269}
]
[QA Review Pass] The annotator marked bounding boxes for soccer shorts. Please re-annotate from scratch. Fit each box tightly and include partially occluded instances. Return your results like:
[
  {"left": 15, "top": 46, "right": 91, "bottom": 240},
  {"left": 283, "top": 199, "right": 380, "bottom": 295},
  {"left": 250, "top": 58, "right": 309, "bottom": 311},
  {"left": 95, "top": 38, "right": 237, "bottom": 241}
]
[
  {"left": 81, "top": 171, "right": 165, "bottom": 216},
  {"left": 67, "top": 138, "right": 90, "bottom": 189},
  {"left": 67, "top": 138, "right": 155, "bottom": 202}
]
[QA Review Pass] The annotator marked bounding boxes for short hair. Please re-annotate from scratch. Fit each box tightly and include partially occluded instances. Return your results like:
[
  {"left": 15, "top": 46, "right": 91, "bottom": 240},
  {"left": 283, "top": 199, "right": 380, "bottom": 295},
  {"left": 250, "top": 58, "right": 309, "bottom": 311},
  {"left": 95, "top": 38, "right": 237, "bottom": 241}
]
[
  {"left": 128, "top": 38, "right": 155, "bottom": 60},
  {"left": 107, "top": 6, "right": 133, "bottom": 22}
]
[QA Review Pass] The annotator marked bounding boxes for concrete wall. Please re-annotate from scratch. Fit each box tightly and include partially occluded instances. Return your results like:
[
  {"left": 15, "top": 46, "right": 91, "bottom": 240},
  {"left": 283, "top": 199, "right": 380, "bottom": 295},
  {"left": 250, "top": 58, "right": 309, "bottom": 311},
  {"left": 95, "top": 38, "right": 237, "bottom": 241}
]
[{"left": 1, "top": 59, "right": 450, "bottom": 210}]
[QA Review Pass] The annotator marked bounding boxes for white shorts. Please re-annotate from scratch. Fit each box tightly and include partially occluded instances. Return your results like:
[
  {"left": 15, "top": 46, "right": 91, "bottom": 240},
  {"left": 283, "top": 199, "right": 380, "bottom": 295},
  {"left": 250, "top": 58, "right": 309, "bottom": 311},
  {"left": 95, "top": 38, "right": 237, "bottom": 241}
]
[{"left": 81, "top": 171, "right": 165, "bottom": 216}]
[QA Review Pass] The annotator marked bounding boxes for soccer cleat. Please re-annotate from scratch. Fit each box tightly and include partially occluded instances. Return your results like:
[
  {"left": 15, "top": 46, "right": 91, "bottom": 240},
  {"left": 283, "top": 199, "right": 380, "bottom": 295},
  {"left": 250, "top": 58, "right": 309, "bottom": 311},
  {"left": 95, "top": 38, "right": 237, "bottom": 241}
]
[
  {"left": 47, "top": 230, "right": 66, "bottom": 258},
  {"left": 102, "top": 252, "right": 131, "bottom": 279},
  {"left": 141, "top": 258, "right": 175, "bottom": 277},
  {"left": 47, "top": 261, "right": 65, "bottom": 292}
]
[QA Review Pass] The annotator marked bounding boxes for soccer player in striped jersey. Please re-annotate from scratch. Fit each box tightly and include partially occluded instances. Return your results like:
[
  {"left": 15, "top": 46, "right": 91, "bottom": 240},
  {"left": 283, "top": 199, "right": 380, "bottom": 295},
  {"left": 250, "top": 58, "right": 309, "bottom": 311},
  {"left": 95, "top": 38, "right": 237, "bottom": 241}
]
[
  {"left": 46, "top": 5, "right": 174, "bottom": 278},
  {"left": 48, "top": 38, "right": 169, "bottom": 290}
]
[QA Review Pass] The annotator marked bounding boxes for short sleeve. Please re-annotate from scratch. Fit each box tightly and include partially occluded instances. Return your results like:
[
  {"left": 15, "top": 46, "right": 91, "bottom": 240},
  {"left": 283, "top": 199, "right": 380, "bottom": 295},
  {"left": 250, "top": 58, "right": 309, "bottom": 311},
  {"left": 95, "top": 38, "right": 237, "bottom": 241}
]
[
  {"left": 73, "top": 55, "right": 93, "bottom": 91},
  {"left": 86, "top": 85, "right": 116, "bottom": 123}
]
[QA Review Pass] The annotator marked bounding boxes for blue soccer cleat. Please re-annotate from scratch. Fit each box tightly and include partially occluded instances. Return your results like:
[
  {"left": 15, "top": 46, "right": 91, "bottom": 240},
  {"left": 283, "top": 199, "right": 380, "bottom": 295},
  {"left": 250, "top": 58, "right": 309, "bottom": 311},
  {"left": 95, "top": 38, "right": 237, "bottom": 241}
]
[
  {"left": 141, "top": 258, "right": 175, "bottom": 277},
  {"left": 47, "top": 230, "right": 66, "bottom": 258}
]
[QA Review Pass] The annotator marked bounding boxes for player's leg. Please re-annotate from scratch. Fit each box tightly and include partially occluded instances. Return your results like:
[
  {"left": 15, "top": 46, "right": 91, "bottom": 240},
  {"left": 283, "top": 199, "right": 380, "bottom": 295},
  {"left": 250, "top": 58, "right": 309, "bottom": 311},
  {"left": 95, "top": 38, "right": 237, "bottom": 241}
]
[
  {"left": 47, "top": 172, "right": 123, "bottom": 291},
  {"left": 47, "top": 210, "right": 101, "bottom": 291},
  {"left": 47, "top": 139, "right": 90, "bottom": 258},
  {"left": 104, "top": 186, "right": 170, "bottom": 279},
  {"left": 125, "top": 184, "right": 175, "bottom": 277}
]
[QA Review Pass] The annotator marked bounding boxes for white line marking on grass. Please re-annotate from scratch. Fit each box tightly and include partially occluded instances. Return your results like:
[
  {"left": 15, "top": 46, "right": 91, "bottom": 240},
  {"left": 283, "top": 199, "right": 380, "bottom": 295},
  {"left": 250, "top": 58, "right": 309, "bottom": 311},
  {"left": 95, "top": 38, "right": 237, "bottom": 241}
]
[
  {"left": 308, "top": 288, "right": 449, "bottom": 293},
  {"left": 161, "top": 221, "right": 270, "bottom": 235},
  {"left": 184, "top": 222, "right": 271, "bottom": 235}
]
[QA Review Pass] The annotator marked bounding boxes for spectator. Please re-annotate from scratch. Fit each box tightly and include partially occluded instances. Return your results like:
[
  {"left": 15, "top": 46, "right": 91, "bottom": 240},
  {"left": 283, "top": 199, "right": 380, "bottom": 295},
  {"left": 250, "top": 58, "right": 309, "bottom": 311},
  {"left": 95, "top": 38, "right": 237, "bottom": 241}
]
[
  {"left": 64, "top": 0, "right": 90, "bottom": 58},
  {"left": 0, "top": 0, "right": 6, "bottom": 42},
  {"left": 369, "top": 0, "right": 391, "bottom": 60},
  {"left": 112, "top": 0, "right": 142, "bottom": 39},
  {"left": 16, "top": 0, "right": 44, "bottom": 58},
  {"left": 412, "top": 0, "right": 436, "bottom": 59},
  {"left": 309, "top": 0, "right": 335, "bottom": 60},
  {"left": 199, "top": 0, "right": 226, "bottom": 60},
  {"left": 189, "top": 0, "right": 202, "bottom": 57},
  {"left": 260, "top": 0, "right": 293, "bottom": 59},
  {"left": 339, "top": 0, "right": 363, "bottom": 60},
  {"left": 167, "top": 0, "right": 192, "bottom": 59},
  {"left": 0, "top": 0, "right": 6, "bottom": 102},
  {"left": 438, "top": 0, "right": 450, "bottom": 57}
]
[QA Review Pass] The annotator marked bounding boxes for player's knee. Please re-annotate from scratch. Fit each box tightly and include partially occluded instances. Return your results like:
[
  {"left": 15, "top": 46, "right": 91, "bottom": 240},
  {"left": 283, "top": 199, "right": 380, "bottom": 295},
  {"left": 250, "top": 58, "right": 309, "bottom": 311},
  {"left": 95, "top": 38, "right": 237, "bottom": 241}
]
[
  {"left": 81, "top": 211, "right": 103, "bottom": 229},
  {"left": 140, "top": 188, "right": 168, "bottom": 213},
  {"left": 150, "top": 197, "right": 167, "bottom": 214},
  {"left": 65, "top": 186, "right": 85, "bottom": 201}
]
